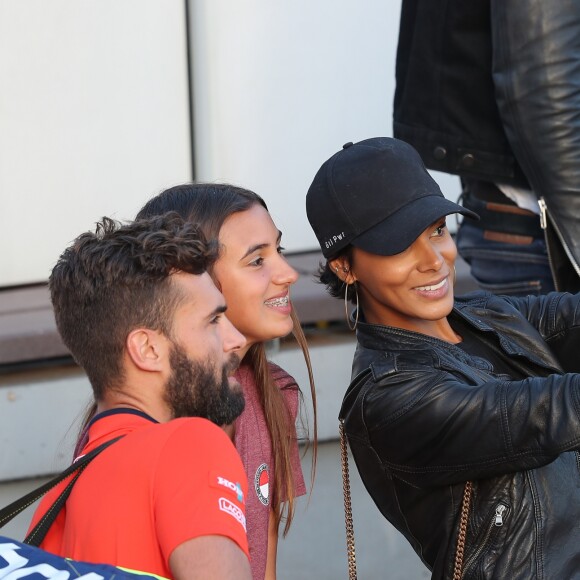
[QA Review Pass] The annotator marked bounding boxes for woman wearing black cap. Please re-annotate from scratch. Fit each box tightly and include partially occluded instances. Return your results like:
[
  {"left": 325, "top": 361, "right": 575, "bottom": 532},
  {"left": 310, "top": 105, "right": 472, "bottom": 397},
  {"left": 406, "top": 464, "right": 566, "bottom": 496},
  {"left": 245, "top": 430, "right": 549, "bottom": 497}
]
[{"left": 306, "top": 137, "right": 580, "bottom": 579}]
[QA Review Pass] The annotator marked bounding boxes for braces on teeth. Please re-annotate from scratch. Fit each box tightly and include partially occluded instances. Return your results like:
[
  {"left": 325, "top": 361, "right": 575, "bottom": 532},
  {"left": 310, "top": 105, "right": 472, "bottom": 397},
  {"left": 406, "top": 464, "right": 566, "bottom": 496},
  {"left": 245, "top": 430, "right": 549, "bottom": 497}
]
[{"left": 265, "top": 296, "right": 289, "bottom": 306}]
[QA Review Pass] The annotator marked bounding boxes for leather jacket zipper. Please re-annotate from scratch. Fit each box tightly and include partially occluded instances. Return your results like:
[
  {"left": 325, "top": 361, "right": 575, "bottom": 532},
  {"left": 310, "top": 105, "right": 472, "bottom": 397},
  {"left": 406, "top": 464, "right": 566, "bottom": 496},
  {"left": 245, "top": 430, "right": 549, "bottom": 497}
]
[
  {"left": 539, "top": 197, "right": 580, "bottom": 281},
  {"left": 538, "top": 197, "right": 548, "bottom": 230},
  {"left": 494, "top": 504, "right": 506, "bottom": 526},
  {"left": 462, "top": 503, "right": 509, "bottom": 576}
]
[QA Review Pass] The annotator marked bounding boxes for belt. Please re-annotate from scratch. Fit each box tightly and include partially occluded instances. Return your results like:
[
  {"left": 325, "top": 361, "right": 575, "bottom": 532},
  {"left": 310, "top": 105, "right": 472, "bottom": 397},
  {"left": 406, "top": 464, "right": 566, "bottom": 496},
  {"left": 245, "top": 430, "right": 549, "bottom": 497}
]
[{"left": 461, "top": 181, "right": 543, "bottom": 240}]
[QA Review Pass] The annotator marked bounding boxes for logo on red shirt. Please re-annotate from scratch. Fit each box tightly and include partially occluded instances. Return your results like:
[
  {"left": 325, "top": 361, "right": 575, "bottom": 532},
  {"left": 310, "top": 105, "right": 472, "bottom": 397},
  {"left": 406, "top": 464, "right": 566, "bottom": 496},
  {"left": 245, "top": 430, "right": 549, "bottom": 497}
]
[
  {"left": 218, "top": 497, "right": 247, "bottom": 531},
  {"left": 216, "top": 476, "right": 244, "bottom": 503}
]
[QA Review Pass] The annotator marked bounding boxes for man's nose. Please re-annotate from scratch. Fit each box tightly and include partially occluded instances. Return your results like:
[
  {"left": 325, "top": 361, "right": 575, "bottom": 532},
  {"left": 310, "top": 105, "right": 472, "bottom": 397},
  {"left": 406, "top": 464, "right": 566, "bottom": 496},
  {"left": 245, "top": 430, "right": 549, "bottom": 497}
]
[{"left": 222, "top": 316, "right": 246, "bottom": 352}]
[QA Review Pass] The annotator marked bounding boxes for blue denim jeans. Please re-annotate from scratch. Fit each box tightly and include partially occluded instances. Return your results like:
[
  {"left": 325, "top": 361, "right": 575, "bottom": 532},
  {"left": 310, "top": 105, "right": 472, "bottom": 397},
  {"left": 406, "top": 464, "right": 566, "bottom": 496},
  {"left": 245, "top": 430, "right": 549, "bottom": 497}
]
[
  {"left": 456, "top": 181, "right": 555, "bottom": 296},
  {"left": 456, "top": 221, "right": 554, "bottom": 296}
]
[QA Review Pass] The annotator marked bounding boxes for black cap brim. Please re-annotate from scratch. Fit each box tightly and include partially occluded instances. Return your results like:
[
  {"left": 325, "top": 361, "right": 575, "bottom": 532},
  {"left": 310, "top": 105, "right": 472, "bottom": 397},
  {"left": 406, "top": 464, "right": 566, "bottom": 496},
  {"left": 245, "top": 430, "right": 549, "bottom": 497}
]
[{"left": 351, "top": 196, "right": 479, "bottom": 256}]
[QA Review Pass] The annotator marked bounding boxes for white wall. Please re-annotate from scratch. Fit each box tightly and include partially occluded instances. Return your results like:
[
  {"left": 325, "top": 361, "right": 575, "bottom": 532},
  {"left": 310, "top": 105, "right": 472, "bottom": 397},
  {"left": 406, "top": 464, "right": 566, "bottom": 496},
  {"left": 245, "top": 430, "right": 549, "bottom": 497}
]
[
  {"left": 190, "top": 0, "right": 461, "bottom": 252},
  {"left": 0, "top": 0, "right": 461, "bottom": 286},
  {"left": 0, "top": 366, "right": 91, "bottom": 479},
  {"left": 191, "top": 0, "right": 398, "bottom": 251},
  {"left": 0, "top": 0, "right": 192, "bottom": 286}
]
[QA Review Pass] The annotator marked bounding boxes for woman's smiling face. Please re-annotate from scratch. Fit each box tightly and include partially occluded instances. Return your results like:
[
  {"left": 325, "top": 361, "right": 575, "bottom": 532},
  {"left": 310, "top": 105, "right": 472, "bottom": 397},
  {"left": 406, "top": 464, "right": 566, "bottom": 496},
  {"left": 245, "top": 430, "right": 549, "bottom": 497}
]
[
  {"left": 347, "top": 219, "right": 457, "bottom": 335},
  {"left": 212, "top": 204, "right": 298, "bottom": 355}
]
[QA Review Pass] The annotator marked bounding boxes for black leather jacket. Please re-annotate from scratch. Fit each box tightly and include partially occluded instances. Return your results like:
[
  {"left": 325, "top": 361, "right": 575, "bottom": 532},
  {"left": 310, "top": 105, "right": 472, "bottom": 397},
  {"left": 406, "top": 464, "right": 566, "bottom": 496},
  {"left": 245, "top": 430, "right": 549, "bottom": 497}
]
[
  {"left": 341, "top": 292, "right": 580, "bottom": 578},
  {"left": 393, "top": 0, "right": 580, "bottom": 291}
]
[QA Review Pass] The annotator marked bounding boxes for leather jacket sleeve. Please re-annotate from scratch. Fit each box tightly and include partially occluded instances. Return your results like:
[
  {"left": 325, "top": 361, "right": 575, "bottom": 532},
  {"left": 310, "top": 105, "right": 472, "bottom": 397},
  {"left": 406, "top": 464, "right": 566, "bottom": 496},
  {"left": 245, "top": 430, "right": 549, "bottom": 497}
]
[
  {"left": 346, "top": 293, "right": 580, "bottom": 488},
  {"left": 491, "top": 0, "right": 580, "bottom": 281},
  {"left": 501, "top": 291, "right": 580, "bottom": 372},
  {"left": 347, "top": 363, "right": 580, "bottom": 488}
]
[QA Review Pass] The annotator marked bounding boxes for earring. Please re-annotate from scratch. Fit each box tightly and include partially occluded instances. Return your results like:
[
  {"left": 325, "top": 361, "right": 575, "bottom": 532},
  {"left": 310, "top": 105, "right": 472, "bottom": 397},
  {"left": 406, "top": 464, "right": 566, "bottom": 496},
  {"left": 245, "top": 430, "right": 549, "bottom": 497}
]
[
  {"left": 344, "top": 282, "right": 360, "bottom": 331},
  {"left": 452, "top": 264, "right": 457, "bottom": 286},
  {"left": 334, "top": 266, "right": 339, "bottom": 273}
]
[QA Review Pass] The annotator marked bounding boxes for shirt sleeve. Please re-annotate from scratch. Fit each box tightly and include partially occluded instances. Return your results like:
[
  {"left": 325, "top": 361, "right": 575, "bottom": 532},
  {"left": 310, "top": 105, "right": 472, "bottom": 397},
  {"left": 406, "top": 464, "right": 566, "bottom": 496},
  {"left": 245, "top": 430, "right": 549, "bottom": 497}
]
[{"left": 153, "top": 419, "right": 249, "bottom": 565}]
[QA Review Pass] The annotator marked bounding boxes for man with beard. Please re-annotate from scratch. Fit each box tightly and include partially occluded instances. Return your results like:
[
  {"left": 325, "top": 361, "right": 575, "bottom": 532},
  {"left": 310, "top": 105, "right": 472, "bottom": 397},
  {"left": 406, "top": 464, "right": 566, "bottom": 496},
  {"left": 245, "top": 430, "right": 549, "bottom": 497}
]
[{"left": 28, "top": 213, "right": 252, "bottom": 580}]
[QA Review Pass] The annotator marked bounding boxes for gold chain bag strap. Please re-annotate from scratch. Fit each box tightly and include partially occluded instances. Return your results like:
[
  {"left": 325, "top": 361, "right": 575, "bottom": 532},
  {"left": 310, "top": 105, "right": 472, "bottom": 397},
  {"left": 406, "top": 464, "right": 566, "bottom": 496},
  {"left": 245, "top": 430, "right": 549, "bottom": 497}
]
[
  {"left": 338, "top": 368, "right": 371, "bottom": 580},
  {"left": 338, "top": 369, "right": 473, "bottom": 580},
  {"left": 340, "top": 415, "right": 473, "bottom": 580},
  {"left": 339, "top": 419, "right": 357, "bottom": 580},
  {"left": 453, "top": 480, "right": 473, "bottom": 580}
]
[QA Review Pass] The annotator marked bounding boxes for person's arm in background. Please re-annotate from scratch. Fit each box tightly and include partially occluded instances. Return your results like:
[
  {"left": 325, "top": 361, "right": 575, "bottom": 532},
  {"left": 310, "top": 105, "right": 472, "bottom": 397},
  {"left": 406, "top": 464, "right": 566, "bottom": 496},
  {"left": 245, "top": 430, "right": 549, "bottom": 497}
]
[
  {"left": 264, "top": 510, "right": 278, "bottom": 580},
  {"left": 492, "top": 0, "right": 580, "bottom": 290},
  {"left": 170, "top": 536, "right": 251, "bottom": 580}
]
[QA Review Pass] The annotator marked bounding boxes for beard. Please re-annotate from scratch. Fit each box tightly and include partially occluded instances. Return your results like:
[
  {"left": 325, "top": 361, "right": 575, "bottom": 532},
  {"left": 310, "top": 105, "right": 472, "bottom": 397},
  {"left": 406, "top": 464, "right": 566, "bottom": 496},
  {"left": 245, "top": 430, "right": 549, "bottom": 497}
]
[{"left": 165, "top": 343, "right": 245, "bottom": 425}]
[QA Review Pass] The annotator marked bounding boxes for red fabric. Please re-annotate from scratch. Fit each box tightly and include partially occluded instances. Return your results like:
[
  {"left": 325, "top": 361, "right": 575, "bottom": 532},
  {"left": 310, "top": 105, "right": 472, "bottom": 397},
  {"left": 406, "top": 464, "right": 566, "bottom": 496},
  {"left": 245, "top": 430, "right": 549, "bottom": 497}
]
[
  {"left": 234, "top": 362, "right": 306, "bottom": 580},
  {"left": 29, "top": 412, "right": 249, "bottom": 579}
]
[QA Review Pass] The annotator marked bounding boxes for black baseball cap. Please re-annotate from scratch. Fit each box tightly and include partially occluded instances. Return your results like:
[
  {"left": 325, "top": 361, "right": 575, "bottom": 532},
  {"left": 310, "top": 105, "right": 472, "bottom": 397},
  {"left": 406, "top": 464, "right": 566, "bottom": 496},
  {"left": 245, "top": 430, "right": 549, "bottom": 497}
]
[{"left": 306, "top": 137, "right": 478, "bottom": 258}]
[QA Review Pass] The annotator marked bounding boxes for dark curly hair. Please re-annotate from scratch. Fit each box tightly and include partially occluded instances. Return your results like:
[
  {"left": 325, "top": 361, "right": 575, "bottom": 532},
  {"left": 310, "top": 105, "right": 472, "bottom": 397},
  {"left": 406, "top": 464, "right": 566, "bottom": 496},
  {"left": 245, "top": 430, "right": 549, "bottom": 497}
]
[
  {"left": 50, "top": 212, "right": 217, "bottom": 399},
  {"left": 317, "top": 245, "right": 358, "bottom": 304}
]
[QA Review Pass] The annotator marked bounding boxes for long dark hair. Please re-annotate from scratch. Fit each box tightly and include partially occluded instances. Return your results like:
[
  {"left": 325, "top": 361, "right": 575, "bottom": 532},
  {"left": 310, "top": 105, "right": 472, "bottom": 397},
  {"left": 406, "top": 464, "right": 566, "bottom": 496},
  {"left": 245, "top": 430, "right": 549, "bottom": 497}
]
[{"left": 139, "top": 183, "right": 317, "bottom": 535}]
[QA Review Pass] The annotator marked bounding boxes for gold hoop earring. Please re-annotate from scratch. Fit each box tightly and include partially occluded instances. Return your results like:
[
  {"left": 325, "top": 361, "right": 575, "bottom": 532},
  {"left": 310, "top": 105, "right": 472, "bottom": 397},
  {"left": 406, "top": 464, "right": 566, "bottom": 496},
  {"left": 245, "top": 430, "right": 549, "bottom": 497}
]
[
  {"left": 344, "top": 282, "right": 359, "bottom": 331},
  {"left": 453, "top": 264, "right": 457, "bottom": 286}
]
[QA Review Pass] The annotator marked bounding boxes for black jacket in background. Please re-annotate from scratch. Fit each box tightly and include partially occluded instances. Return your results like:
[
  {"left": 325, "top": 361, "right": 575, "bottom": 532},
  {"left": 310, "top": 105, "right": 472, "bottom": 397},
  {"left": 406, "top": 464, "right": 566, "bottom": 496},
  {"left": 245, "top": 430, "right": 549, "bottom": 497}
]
[
  {"left": 393, "top": 0, "right": 580, "bottom": 291},
  {"left": 341, "top": 291, "right": 580, "bottom": 578}
]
